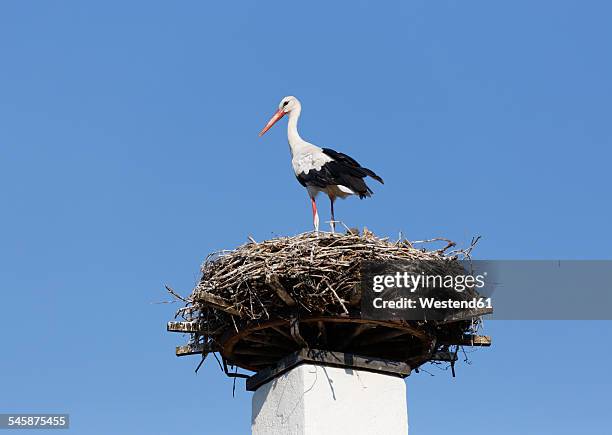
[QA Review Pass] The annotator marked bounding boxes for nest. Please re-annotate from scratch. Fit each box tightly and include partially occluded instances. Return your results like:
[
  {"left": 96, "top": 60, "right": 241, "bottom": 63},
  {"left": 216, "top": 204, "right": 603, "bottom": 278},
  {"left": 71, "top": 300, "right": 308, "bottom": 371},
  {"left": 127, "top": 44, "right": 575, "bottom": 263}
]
[{"left": 169, "top": 231, "right": 489, "bottom": 374}]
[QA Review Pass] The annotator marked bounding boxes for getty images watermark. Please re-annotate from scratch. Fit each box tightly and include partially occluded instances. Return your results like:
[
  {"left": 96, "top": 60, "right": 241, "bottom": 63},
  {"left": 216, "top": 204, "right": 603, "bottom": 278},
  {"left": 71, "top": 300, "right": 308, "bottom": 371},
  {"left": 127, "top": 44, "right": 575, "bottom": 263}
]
[
  {"left": 361, "top": 260, "right": 612, "bottom": 320},
  {"left": 360, "top": 260, "right": 495, "bottom": 321},
  {"left": 371, "top": 270, "right": 491, "bottom": 310}
]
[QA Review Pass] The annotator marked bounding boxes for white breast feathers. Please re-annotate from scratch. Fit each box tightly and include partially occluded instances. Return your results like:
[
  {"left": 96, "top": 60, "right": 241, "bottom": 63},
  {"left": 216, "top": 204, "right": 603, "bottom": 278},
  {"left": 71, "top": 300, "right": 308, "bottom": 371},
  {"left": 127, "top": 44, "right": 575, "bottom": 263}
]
[{"left": 291, "top": 151, "right": 333, "bottom": 176}]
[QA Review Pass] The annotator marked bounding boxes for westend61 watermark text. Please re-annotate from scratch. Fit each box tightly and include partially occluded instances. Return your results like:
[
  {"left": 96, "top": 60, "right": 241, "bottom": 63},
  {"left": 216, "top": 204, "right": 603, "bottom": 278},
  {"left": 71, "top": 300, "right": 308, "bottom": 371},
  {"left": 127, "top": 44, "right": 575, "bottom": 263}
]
[{"left": 371, "top": 293, "right": 492, "bottom": 310}]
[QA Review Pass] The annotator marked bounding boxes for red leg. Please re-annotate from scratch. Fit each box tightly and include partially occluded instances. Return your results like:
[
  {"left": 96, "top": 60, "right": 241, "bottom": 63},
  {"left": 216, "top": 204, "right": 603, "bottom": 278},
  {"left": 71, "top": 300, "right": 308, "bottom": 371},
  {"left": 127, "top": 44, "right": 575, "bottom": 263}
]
[
  {"left": 310, "top": 196, "right": 319, "bottom": 232},
  {"left": 329, "top": 196, "right": 336, "bottom": 233}
]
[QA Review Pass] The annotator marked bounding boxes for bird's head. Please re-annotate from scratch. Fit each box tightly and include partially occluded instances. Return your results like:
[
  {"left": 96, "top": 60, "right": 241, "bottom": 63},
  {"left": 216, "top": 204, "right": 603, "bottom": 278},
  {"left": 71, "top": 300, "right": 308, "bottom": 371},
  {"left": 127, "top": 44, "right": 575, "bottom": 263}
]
[{"left": 259, "top": 96, "right": 301, "bottom": 137}]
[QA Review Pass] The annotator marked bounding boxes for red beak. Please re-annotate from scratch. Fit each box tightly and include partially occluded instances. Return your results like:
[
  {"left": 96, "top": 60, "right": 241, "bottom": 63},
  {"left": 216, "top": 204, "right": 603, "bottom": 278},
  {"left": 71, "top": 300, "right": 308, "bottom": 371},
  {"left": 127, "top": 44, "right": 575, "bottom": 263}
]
[{"left": 259, "top": 109, "right": 286, "bottom": 137}]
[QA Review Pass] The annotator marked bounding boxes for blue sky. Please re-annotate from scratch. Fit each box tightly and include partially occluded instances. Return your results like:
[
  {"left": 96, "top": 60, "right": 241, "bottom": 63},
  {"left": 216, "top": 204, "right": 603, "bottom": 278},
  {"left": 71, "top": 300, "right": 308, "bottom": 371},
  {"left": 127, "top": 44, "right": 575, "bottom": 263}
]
[{"left": 1, "top": 1, "right": 611, "bottom": 434}]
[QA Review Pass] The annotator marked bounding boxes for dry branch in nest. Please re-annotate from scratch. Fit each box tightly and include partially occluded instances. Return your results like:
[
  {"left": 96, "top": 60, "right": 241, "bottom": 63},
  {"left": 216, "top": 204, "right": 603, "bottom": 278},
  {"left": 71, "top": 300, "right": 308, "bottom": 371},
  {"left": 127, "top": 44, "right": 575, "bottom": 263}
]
[{"left": 168, "top": 230, "right": 489, "bottom": 374}]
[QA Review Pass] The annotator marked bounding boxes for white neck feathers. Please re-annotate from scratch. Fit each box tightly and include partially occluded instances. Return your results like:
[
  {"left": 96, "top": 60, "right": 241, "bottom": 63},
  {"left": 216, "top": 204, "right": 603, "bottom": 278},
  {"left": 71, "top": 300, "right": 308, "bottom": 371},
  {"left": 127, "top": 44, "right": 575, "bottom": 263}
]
[{"left": 287, "top": 105, "right": 318, "bottom": 157}]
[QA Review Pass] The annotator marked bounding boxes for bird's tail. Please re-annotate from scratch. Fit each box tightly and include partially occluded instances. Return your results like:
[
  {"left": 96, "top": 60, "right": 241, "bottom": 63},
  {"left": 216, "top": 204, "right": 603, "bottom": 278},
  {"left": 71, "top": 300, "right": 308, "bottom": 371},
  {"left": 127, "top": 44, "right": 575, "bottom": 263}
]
[{"left": 363, "top": 168, "right": 384, "bottom": 184}]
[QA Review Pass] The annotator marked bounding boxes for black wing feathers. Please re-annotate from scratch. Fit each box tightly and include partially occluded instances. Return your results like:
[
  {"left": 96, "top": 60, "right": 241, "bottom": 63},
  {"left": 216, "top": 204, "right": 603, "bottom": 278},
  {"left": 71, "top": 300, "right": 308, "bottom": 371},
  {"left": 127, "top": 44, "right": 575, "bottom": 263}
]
[
  {"left": 322, "top": 148, "right": 384, "bottom": 184},
  {"left": 296, "top": 163, "right": 371, "bottom": 199},
  {"left": 294, "top": 148, "right": 383, "bottom": 199}
]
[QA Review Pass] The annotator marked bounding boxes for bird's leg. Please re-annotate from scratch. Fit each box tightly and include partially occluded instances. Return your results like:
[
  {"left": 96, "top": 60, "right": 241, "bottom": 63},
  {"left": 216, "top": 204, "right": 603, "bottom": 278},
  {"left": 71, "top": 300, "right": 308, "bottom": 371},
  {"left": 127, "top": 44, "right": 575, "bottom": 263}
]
[
  {"left": 329, "top": 196, "right": 336, "bottom": 233},
  {"left": 310, "top": 196, "right": 319, "bottom": 233}
]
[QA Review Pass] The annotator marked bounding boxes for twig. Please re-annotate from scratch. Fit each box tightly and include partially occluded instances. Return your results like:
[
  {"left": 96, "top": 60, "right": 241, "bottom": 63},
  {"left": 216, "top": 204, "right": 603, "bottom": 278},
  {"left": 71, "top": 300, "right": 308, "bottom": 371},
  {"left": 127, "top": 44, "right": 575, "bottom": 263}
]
[{"left": 165, "top": 285, "right": 188, "bottom": 302}]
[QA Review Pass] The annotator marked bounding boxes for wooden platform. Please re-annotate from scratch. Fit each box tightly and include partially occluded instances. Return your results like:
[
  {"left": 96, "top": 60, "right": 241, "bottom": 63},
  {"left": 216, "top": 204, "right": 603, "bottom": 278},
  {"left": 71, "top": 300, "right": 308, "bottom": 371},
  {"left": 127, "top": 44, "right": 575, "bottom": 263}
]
[{"left": 168, "top": 314, "right": 491, "bottom": 372}]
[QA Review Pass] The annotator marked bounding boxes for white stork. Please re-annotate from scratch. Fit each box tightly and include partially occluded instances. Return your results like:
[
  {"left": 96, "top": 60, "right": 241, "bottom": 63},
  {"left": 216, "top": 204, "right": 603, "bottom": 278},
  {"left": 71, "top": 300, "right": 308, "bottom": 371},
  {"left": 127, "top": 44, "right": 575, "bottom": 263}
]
[{"left": 259, "top": 96, "right": 383, "bottom": 232}]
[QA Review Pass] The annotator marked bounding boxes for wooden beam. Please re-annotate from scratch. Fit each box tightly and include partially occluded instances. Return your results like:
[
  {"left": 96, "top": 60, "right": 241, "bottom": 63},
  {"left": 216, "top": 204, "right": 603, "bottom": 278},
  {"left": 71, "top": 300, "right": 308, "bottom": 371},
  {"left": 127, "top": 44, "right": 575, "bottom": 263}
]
[
  {"left": 167, "top": 321, "right": 201, "bottom": 333},
  {"left": 440, "top": 335, "right": 492, "bottom": 346},
  {"left": 439, "top": 307, "right": 493, "bottom": 323},
  {"left": 271, "top": 326, "right": 294, "bottom": 341},
  {"left": 354, "top": 329, "right": 411, "bottom": 347},
  {"left": 460, "top": 335, "right": 491, "bottom": 346},
  {"left": 242, "top": 333, "right": 295, "bottom": 349},
  {"left": 176, "top": 342, "right": 209, "bottom": 357},
  {"left": 430, "top": 351, "right": 458, "bottom": 362},
  {"left": 195, "top": 290, "right": 241, "bottom": 316},
  {"left": 266, "top": 274, "right": 296, "bottom": 306},
  {"left": 233, "top": 347, "right": 288, "bottom": 357},
  {"left": 243, "top": 358, "right": 278, "bottom": 367}
]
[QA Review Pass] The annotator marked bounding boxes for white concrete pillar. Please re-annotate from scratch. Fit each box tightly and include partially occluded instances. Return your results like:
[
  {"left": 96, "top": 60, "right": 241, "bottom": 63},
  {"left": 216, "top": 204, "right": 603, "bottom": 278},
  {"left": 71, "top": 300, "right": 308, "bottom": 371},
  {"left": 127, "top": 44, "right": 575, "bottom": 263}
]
[{"left": 251, "top": 363, "right": 408, "bottom": 435}]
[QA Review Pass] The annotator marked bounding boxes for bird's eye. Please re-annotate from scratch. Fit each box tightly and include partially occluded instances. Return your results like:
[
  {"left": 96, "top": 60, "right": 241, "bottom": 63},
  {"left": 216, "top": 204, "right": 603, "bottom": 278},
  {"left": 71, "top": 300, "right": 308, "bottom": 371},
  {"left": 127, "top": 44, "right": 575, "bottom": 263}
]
[{"left": 283, "top": 101, "right": 289, "bottom": 106}]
